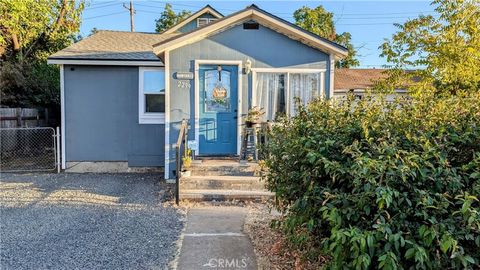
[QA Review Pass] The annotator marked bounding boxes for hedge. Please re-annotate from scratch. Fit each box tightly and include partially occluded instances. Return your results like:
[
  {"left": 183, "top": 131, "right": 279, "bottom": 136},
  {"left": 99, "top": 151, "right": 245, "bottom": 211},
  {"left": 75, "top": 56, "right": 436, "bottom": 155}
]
[{"left": 262, "top": 92, "right": 480, "bottom": 269}]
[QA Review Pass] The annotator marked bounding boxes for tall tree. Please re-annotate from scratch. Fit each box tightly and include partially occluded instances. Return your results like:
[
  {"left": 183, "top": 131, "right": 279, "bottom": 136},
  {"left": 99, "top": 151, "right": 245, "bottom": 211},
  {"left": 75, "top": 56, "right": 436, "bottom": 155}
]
[
  {"left": 294, "top": 5, "right": 360, "bottom": 68},
  {"left": 0, "top": 0, "right": 84, "bottom": 111},
  {"left": 379, "top": 0, "right": 480, "bottom": 95},
  {"left": 0, "top": 0, "right": 84, "bottom": 62},
  {"left": 155, "top": 3, "right": 192, "bottom": 33}
]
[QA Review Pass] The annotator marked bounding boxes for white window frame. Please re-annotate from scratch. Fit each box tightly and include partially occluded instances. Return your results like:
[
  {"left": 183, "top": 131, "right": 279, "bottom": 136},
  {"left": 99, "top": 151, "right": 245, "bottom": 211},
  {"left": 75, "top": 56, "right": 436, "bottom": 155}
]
[
  {"left": 197, "top": 17, "right": 217, "bottom": 27},
  {"left": 138, "top": 67, "right": 165, "bottom": 124},
  {"left": 251, "top": 68, "right": 326, "bottom": 118}
]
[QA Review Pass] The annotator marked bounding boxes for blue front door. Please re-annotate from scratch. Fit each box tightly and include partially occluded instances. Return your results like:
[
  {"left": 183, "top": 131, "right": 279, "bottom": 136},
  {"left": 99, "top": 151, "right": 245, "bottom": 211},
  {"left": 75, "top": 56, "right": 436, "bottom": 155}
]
[{"left": 199, "top": 65, "right": 238, "bottom": 155}]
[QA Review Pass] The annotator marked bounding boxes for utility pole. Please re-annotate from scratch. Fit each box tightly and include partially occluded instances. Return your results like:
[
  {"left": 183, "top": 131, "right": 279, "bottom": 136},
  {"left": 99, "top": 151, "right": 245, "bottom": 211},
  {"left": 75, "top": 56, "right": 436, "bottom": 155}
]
[{"left": 123, "top": 1, "right": 135, "bottom": 32}]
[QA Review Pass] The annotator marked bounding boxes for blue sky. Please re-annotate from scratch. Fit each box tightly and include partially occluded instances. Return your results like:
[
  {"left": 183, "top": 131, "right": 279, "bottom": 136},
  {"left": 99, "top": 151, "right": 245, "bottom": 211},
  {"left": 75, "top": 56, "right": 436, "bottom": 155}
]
[{"left": 80, "top": 0, "right": 434, "bottom": 68}]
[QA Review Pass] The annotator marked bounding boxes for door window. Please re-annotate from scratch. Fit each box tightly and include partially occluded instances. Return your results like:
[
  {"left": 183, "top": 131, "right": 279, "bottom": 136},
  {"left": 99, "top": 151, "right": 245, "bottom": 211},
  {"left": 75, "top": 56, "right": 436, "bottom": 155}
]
[{"left": 204, "top": 69, "right": 231, "bottom": 112}]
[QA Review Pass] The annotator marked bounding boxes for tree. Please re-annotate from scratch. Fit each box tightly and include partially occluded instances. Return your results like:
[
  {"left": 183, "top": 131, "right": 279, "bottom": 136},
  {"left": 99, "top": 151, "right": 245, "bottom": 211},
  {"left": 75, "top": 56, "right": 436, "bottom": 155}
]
[
  {"left": 0, "top": 0, "right": 84, "bottom": 62},
  {"left": 89, "top": 27, "right": 99, "bottom": 36},
  {"left": 379, "top": 0, "right": 480, "bottom": 95},
  {"left": 155, "top": 3, "right": 192, "bottom": 33},
  {"left": 0, "top": 0, "right": 84, "bottom": 111},
  {"left": 293, "top": 6, "right": 360, "bottom": 68}
]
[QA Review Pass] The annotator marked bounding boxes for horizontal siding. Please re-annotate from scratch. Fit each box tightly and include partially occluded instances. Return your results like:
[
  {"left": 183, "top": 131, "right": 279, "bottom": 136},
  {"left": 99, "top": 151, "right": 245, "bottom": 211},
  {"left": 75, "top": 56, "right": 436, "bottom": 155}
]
[{"left": 64, "top": 65, "right": 165, "bottom": 167}]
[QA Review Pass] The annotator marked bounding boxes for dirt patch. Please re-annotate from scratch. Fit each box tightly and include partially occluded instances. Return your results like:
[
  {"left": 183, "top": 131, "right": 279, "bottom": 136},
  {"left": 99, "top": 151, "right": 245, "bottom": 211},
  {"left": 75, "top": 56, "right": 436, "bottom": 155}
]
[{"left": 244, "top": 203, "right": 327, "bottom": 270}]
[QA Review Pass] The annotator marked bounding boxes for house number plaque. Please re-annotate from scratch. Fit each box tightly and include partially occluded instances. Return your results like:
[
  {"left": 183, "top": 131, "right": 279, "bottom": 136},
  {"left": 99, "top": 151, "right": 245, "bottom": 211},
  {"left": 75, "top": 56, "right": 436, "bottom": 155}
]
[
  {"left": 175, "top": 72, "right": 193, "bottom": 89},
  {"left": 175, "top": 72, "right": 194, "bottom": 80}
]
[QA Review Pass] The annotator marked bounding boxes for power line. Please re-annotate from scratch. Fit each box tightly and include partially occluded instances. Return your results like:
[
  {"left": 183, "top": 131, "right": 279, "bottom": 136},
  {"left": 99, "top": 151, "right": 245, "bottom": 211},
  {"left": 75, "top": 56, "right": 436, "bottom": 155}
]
[
  {"left": 335, "top": 15, "right": 438, "bottom": 20},
  {"left": 84, "top": 11, "right": 126, "bottom": 20},
  {"left": 337, "top": 22, "right": 398, "bottom": 26},
  {"left": 136, "top": 2, "right": 436, "bottom": 20},
  {"left": 87, "top": 1, "right": 116, "bottom": 7},
  {"left": 85, "top": 2, "right": 118, "bottom": 10}
]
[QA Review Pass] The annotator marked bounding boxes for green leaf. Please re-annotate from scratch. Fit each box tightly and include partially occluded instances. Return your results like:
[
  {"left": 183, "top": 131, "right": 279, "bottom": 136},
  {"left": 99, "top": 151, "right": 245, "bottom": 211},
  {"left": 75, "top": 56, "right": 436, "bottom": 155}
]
[{"left": 405, "top": 248, "right": 415, "bottom": 259}]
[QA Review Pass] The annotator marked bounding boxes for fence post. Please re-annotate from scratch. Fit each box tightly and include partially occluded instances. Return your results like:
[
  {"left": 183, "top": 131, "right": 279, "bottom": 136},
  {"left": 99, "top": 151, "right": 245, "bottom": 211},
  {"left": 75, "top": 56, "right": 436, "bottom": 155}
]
[
  {"left": 16, "top": 108, "right": 22, "bottom": 127},
  {"left": 56, "top": 126, "right": 61, "bottom": 173}
]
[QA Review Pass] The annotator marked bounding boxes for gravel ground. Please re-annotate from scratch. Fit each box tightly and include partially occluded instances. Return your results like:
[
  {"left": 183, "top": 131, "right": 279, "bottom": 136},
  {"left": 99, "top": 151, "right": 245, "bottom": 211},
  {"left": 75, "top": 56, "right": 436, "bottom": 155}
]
[{"left": 0, "top": 173, "right": 184, "bottom": 270}]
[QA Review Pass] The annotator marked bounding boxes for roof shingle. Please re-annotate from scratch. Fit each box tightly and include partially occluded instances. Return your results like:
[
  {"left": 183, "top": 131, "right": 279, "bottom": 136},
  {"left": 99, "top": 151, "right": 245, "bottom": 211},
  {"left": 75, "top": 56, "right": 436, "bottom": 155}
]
[
  {"left": 334, "top": 69, "right": 389, "bottom": 90},
  {"left": 48, "top": 30, "right": 177, "bottom": 62}
]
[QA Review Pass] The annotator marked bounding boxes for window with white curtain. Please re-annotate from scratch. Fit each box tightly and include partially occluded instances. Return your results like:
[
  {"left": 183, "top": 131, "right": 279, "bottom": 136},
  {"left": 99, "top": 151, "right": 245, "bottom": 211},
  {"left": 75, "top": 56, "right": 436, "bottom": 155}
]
[
  {"left": 254, "top": 73, "right": 286, "bottom": 121},
  {"left": 289, "top": 73, "right": 322, "bottom": 115},
  {"left": 253, "top": 70, "right": 324, "bottom": 121}
]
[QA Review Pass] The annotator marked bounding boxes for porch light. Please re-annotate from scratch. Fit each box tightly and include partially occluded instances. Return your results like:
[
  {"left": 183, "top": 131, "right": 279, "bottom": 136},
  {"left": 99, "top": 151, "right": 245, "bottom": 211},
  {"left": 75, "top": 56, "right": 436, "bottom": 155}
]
[{"left": 244, "top": 58, "right": 252, "bottom": 74}]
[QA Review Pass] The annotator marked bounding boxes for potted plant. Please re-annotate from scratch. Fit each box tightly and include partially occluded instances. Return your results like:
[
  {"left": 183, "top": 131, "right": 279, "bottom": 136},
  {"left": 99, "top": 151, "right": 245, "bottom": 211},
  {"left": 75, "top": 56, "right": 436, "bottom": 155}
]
[
  {"left": 181, "top": 149, "right": 192, "bottom": 176},
  {"left": 245, "top": 106, "right": 265, "bottom": 127}
]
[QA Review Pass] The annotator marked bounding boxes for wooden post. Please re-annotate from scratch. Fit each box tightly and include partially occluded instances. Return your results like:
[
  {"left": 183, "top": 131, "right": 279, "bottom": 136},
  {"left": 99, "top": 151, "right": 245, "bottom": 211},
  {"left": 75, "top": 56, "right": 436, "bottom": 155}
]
[
  {"left": 123, "top": 1, "right": 135, "bottom": 32},
  {"left": 16, "top": 108, "right": 22, "bottom": 127}
]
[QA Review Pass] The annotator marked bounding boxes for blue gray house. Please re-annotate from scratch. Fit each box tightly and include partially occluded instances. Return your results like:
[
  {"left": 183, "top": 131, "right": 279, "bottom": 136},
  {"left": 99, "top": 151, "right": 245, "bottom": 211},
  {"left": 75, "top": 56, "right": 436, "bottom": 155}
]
[{"left": 48, "top": 4, "right": 348, "bottom": 180}]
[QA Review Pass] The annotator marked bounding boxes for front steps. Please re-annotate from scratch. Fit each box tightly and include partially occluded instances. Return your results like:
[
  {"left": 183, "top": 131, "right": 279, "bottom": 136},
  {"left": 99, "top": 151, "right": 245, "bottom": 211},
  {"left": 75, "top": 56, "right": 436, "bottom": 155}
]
[{"left": 179, "top": 159, "right": 274, "bottom": 202}]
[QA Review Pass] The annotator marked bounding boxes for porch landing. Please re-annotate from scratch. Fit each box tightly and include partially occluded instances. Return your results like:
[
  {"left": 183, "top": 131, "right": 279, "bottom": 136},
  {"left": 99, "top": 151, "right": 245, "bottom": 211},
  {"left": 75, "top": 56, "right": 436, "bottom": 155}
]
[{"left": 179, "top": 160, "right": 274, "bottom": 202}]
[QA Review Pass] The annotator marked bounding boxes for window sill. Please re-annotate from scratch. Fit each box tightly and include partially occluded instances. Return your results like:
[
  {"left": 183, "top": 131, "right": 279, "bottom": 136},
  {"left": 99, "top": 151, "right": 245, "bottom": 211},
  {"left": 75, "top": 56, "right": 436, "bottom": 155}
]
[{"left": 139, "top": 113, "right": 165, "bottom": 124}]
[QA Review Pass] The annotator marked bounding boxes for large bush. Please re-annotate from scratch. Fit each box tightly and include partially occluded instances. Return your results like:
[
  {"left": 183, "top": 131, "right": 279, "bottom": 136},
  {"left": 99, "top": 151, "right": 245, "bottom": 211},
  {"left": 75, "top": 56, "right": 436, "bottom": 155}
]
[{"left": 262, "top": 92, "right": 480, "bottom": 269}]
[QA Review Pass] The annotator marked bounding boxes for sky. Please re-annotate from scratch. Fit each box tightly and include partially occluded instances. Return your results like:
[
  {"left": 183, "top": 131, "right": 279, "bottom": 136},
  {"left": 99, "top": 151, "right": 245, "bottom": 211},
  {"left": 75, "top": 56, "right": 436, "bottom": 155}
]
[{"left": 80, "top": 0, "right": 434, "bottom": 68}]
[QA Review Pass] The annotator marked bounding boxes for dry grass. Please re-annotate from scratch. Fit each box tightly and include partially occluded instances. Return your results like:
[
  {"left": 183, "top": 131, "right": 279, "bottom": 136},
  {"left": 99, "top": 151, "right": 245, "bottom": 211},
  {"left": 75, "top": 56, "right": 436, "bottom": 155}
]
[{"left": 244, "top": 203, "right": 328, "bottom": 270}]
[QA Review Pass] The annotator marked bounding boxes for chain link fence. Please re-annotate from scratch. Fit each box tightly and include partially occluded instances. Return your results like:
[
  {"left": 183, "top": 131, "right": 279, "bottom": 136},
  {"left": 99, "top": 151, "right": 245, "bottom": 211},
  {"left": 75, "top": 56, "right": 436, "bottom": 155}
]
[{"left": 0, "top": 127, "right": 59, "bottom": 172}]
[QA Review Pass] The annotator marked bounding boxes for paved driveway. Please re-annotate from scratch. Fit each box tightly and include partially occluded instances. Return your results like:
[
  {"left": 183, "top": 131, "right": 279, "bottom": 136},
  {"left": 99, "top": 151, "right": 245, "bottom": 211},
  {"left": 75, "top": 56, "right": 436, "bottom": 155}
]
[{"left": 0, "top": 173, "right": 184, "bottom": 270}]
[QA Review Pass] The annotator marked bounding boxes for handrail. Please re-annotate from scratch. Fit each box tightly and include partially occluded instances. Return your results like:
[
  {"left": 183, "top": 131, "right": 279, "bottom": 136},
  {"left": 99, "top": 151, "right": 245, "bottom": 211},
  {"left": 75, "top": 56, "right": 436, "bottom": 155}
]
[{"left": 175, "top": 119, "right": 189, "bottom": 205}]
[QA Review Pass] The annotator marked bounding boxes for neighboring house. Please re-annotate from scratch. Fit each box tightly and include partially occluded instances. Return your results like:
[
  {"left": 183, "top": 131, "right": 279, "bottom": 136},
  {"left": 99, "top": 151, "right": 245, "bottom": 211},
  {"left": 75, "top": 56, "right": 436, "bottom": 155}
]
[
  {"left": 48, "top": 4, "right": 348, "bottom": 180},
  {"left": 334, "top": 68, "right": 408, "bottom": 100}
]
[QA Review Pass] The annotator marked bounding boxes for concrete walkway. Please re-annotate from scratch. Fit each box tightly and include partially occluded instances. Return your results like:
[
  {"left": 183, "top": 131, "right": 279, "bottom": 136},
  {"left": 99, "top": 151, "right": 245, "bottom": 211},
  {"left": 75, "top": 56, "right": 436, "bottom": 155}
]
[{"left": 176, "top": 206, "right": 257, "bottom": 270}]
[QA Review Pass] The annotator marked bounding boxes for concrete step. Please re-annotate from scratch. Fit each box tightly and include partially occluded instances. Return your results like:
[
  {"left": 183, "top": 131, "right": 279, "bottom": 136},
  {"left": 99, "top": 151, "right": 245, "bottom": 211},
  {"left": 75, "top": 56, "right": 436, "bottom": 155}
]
[
  {"left": 180, "top": 189, "right": 274, "bottom": 202},
  {"left": 179, "top": 175, "right": 265, "bottom": 190},
  {"left": 188, "top": 160, "right": 259, "bottom": 176}
]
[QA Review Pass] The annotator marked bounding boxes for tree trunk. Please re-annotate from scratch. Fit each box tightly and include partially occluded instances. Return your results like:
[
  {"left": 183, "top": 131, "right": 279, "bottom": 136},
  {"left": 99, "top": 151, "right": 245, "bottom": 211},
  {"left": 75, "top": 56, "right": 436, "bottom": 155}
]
[{"left": 11, "top": 34, "right": 20, "bottom": 51}]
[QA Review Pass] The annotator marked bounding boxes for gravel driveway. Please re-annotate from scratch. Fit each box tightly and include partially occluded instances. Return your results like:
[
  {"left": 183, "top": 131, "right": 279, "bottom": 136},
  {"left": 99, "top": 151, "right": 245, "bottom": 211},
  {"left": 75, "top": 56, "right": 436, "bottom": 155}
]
[{"left": 0, "top": 173, "right": 184, "bottom": 270}]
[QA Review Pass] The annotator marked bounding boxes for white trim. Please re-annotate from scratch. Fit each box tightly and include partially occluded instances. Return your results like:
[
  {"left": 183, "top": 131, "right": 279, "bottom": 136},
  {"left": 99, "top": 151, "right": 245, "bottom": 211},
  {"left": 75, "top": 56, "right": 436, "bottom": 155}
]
[
  {"left": 197, "top": 17, "right": 218, "bottom": 27},
  {"left": 329, "top": 54, "right": 335, "bottom": 99},
  {"left": 251, "top": 68, "right": 327, "bottom": 117},
  {"left": 60, "top": 65, "right": 66, "bottom": 170},
  {"left": 47, "top": 59, "right": 164, "bottom": 66},
  {"left": 164, "top": 51, "right": 171, "bottom": 180},
  {"left": 320, "top": 72, "right": 325, "bottom": 97},
  {"left": 153, "top": 8, "right": 348, "bottom": 58},
  {"left": 138, "top": 67, "right": 166, "bottom": 124},
  {"left": 251, "top": 68, "right": 326, "bottom": 73},
  {"left": 197, "top": 18, "right": 208, "bottom": 27},
  {"left": 163, "top": 6, "right": 223, "bottom": 34},
  {"left": 194, "top": 60, "right": 243, "bottom": 156}
]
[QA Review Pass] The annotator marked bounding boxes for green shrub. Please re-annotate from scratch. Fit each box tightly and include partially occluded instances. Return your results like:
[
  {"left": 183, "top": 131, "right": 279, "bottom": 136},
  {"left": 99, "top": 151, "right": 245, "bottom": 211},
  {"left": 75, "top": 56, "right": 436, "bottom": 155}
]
[{"left": 262, "top": 92, "right": 480, "bottom": 269}]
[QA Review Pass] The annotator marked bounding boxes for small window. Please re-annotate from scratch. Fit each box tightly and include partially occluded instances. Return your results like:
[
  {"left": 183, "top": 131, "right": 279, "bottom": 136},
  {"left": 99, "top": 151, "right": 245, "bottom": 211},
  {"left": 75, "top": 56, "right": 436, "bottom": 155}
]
[
  {"left": 197, "top": 18, "right": 209, "bottom": 27},
  {"left": 197, "top": 17, "right": 217, "bottom": 28},
  {"left": 139, "top": 67, "right": 165, "bottom": 124}
]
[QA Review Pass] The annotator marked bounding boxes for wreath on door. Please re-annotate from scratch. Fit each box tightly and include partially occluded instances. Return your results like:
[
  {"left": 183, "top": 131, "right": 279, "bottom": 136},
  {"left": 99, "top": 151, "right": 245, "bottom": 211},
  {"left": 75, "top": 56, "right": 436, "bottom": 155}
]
[{"left": 212, "top": 82, "right": 227, "bottom": 105}]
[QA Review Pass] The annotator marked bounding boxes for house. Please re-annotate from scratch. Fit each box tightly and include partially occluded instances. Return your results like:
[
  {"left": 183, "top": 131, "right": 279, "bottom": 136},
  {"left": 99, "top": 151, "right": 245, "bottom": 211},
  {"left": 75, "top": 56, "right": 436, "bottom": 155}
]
[
  {"left": 334, "top": 68, "right": 409, "bottom": 100},
  {"left": 48, "top": 4, "right": 348, "bottom": 180}
]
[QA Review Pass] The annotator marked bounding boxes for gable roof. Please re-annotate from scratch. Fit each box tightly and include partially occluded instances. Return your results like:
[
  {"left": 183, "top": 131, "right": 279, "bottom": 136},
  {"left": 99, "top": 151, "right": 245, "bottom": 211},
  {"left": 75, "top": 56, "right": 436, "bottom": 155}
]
[
  {"left": 335, "top": 69, "right": 389, "bottom": 90},
  {"left": 162, "top": 5, "right": 224, "bottom": 34},
  {"left": 153, "top": 4, "right": 348, "bottom": 58},
  {"left": 48, "top": 30, "right": 178, "bottom": 63}
]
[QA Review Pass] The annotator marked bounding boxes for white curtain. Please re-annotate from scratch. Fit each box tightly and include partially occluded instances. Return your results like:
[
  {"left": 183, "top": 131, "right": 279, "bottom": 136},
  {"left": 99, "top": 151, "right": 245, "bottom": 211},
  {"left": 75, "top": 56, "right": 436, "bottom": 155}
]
[
  {"left": 255, "top": 73, "right": 286, "bottom": 121},
  {"left": 289, "top": 73, "right": 321, "bottom": 115}
]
